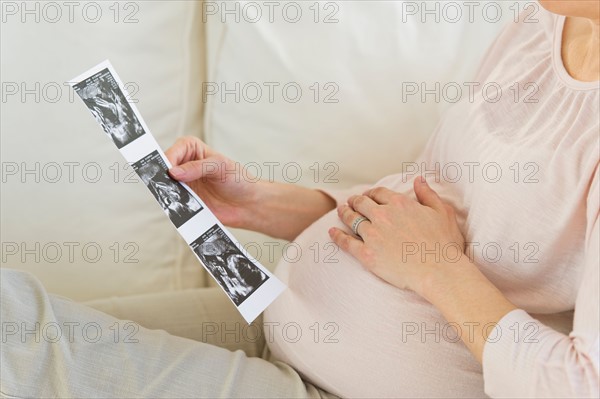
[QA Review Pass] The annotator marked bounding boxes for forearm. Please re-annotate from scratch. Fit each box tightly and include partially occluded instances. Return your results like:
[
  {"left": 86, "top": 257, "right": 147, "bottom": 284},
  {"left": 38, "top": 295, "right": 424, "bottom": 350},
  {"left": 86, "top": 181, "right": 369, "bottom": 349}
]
[
  {"left": 421, "top": 256, "right": 517, "bottom": 363},
  {"left": 241, "top": 180, "right": 336, "bottom": 241}
]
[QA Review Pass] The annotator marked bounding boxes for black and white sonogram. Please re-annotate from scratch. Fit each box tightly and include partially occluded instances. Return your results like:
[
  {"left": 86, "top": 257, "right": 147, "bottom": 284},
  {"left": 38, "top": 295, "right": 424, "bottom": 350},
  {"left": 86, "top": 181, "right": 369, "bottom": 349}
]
[
  {"left": 132, "top": 151, "right": 203, "bottom": 228},
  {"left": 191, "top": 225, "right": 269, "bottom": 306},
  {"left": 73, "top": 68, "right": 145, "bottom": 149}
]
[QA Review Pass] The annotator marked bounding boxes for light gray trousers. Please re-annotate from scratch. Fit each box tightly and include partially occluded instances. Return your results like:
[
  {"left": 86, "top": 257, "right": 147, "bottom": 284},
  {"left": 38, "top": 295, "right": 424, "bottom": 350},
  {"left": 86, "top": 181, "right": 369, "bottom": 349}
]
[{"left": 0, "top": 268, "right": 334, "bottom": 398}]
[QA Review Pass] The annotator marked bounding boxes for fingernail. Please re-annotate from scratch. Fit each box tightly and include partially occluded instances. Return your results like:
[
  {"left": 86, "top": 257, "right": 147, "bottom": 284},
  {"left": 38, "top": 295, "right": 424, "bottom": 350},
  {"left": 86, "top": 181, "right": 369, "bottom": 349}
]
[
  {"left": 420, "top": 176, "right": 427, "bottom": 184},
  {"left": 328, "top": 228, "right": 336, "bottom": 236},
  {"left": 170, "top": 167, "right": 184, "bottom": 177}
]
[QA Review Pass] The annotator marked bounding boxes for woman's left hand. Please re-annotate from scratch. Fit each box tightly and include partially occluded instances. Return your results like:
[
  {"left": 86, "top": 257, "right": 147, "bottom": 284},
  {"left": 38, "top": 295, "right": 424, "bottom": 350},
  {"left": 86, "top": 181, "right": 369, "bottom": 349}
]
[{"left": 329, "top": 176, "right": 466, "bottom": 296}]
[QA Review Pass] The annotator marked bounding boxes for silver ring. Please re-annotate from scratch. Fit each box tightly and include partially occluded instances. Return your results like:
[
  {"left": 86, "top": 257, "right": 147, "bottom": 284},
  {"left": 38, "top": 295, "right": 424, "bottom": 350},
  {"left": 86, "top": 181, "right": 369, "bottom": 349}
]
[{"left": 351, "top": 216, "right": 369, "bottom": 237}]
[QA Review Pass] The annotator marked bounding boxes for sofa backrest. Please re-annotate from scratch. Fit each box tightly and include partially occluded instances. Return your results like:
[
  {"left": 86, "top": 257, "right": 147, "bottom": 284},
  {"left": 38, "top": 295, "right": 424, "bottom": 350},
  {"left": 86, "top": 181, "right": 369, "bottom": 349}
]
[
  {"left": 203, "top": 1, "right": 514, "bottom": 186},
  {"left": 202, "top": 0, "right": 514, "bottom": 269},
  {"left": 1, "top": 1, "right": 515, "bottom": 299},
  {"left": 1, "top": 1, "right": 207, "bottom": 300}
]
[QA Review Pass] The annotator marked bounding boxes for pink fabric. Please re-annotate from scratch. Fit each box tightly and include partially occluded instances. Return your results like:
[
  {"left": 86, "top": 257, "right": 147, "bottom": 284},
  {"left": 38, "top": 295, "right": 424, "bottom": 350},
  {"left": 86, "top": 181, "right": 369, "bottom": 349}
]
[{"left": 265, "top": 9, "right": 599, "bottom": 398}]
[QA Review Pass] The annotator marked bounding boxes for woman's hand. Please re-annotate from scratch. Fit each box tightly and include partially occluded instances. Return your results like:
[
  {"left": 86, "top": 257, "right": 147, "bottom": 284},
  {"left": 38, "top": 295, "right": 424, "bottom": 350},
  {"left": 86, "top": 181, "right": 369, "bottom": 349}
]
[
  {"left": 165, "top": 136, "right": 258, "bottom": 228},
  {"left": 330, "top": 177, "right": 516, "bottom": 363},
  {"left": 329, "top": 176, "right": 466, "bottom": 296},
  {"left": 166, "top": 136, "right": 336, "bottom": 240}
]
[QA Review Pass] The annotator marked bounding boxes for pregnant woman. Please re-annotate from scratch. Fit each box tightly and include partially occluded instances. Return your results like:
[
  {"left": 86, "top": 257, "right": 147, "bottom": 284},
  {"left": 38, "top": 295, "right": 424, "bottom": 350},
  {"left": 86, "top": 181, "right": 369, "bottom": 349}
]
[{"left": 1, "top": 1, "right": 598, "bottom": 397}]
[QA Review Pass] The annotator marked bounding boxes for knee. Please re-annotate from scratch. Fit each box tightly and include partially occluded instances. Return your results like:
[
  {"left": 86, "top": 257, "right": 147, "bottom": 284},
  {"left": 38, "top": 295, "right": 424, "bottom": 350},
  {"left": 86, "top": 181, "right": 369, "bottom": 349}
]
[
  {"left": 1, "top": 268, "right": 53, "bottom": 332},
  {"left": 1, "top": 268, "right": 47, "bottom": 302}
]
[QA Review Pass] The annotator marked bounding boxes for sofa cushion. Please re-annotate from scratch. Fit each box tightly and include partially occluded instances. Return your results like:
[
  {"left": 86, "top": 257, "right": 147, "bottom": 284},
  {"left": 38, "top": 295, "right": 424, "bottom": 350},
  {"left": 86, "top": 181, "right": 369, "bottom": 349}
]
[{"left": 1, "top": 1, "right": 207, "bottom": 300}]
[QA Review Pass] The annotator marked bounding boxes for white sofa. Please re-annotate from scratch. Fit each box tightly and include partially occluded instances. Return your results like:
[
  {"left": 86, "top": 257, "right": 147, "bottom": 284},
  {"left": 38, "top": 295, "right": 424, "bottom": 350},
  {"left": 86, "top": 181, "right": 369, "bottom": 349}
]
[{"left": 1, "top": 1, "right": 513, "bottom": 301}]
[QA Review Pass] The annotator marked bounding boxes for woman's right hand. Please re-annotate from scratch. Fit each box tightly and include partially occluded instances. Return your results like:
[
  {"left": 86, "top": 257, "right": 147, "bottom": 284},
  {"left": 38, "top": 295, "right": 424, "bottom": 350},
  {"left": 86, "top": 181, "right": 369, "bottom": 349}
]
[{"left": 165, "top": 136, "right": 257, "bottom": 228}]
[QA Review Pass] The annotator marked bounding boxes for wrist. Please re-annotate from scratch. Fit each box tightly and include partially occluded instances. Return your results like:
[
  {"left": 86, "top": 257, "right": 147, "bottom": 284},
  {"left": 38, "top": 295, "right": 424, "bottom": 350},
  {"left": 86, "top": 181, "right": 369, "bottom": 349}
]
[
  {"left": 237, "top": 181, "right": 336, "bottom": 240},
  {"left": 420, "top": 253, "right": 478, "bottom": 303},
  {"left": 420, "top": 254, "right": 516, "bottom": 320},
  {"left": 236, "top": 180, "right": 271, "bottom": 231}
]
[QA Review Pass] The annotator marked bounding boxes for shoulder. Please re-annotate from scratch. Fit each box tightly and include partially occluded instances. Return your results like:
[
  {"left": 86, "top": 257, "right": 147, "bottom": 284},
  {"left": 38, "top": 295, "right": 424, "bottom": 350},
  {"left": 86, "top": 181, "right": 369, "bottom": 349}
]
[{"left": 475, "top": 6, "right": 557, "bottom": 81}]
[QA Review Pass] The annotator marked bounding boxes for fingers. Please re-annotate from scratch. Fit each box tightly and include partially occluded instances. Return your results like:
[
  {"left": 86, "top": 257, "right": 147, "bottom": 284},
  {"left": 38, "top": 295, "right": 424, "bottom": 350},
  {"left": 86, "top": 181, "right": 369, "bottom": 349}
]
[
  {"left": 328, "top": 227, "right": 364, "bottom": 259},
  {"left": 165, "top": 136, "right": 205, "bottom": 169},
  {"left": 347, "top": 195, "right": 378, "bottom": 219},
  {"left": 337, "top": 204, "right": 371, "bottom": 237},
  {"left": 413, "top": 176, "right": 446, "bottom": 213},
  {"left": 166, "top": 137, "right": 223, "bottom": 182},
  {"left": 363, "top": 182, "right": 448, "bottom": 216},
  {"left": 363, "top": 187, "right": 396, "bottom": 205},
  {"left": 167, "top": 159, "right": 208, "bottom": 182}
]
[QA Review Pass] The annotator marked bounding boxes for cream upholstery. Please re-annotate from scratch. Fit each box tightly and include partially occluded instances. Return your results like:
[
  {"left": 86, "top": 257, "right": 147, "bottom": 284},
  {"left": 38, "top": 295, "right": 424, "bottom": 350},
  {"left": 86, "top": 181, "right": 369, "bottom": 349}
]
[{"left": 1, "top": 1, "right": 512, "bottom": 299}]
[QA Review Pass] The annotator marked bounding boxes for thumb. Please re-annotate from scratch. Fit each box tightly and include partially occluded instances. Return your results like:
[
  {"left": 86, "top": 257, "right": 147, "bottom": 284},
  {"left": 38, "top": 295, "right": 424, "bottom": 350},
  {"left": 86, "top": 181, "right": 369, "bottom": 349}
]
[
  {"left": 414, "top": 176, "right": 445, "bottom": 213},
  {"left": 169, "top": 157, "right": 225, "bottom": 183}
]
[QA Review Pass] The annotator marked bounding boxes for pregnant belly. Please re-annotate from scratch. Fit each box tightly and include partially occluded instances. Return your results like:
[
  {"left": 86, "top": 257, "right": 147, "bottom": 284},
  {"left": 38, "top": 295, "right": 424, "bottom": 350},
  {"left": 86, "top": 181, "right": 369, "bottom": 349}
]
[{"left": 264, "top": 210, "right": 486, "bottom": 398}]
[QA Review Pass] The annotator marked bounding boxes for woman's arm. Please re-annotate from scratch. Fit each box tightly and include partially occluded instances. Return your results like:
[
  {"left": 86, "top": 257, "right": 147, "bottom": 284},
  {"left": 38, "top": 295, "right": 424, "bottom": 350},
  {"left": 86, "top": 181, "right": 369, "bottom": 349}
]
[
  {"left": 477, "top": 167, "right": 599, "bottom": 398},
  {"left": 330, "top": 175, "right": 599, "bottom": 397},
  {"left": 240, "top": 180, "right": 336, "bottom": 241},
  {"left": 329, "top": 177, "right": 515, "bottom": 360},
  {"left": 419, "top": 256, "right": 516, "bottom": 363},
  {"left": 166, "top": 136, "right": 335, "bottom": 241}
]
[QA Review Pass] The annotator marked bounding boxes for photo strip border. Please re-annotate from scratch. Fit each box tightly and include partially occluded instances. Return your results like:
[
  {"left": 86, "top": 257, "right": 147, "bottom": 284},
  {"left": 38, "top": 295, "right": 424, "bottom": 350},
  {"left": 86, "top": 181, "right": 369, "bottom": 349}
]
[{"left": 70, "top": 60, "right": 286, "bottom": 323}]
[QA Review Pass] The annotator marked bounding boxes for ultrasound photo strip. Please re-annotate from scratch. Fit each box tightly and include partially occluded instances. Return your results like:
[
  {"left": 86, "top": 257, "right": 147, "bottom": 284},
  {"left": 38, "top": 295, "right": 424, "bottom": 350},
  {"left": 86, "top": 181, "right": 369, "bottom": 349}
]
[
  {"left": 191, "top": 224, "right": 269, "bottom": 306},
  {"left": 70, "top": 60, "right": 286, "bottom": 323},
  {"left": 72, "top": 67, "right": 145, "bottom": 149},
  {"left": 132, "top": 150, "right": 203, "bottom": 228}
]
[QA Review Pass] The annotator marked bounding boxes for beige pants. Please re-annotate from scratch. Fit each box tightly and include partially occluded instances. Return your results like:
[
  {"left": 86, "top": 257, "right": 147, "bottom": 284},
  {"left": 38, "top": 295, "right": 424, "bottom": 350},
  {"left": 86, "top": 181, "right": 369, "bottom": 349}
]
[{"left": 0, "top": 268, "right": 335, "bottom": 398}]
